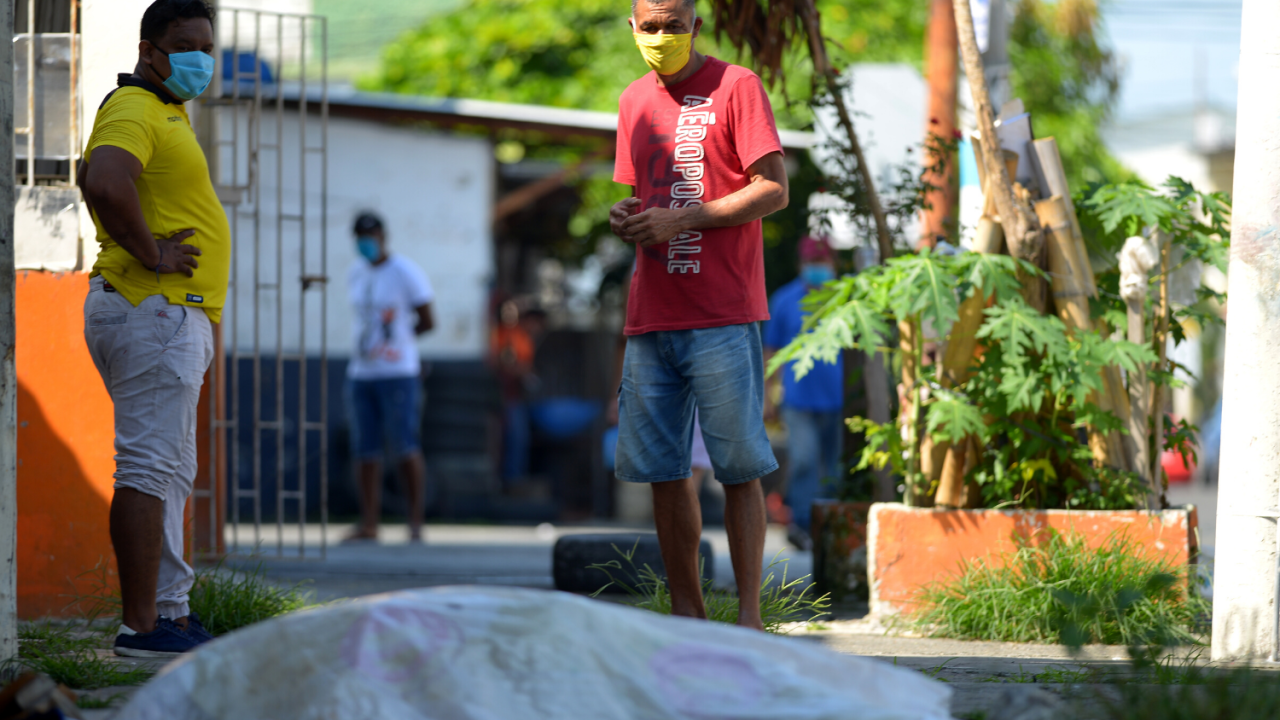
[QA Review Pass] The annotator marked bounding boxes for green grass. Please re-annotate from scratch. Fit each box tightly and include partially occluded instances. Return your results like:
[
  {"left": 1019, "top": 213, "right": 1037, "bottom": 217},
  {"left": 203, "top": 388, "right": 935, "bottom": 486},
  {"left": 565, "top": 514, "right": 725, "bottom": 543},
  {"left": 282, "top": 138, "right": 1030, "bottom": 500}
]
[
  {"left": 1035, "top": 664, "right": 1098, "bottom": 684},
  {"left": 1099, "top": 668, "right": 1280, "bottom": 720},
  {"left": 76, "top": 559, "right": 313, "bottom": 638},
  {"left": 4, "top": 623, "right": 152, "bottom": 690},
  {"left": 1, "top": 561, "right": 310, "bottom": 694},
  {"left": 912, "top": 530, "right": 1209, "bottom": 647},
  {"left": 187, "top": 561, "right": 313, "bottom": 637},
  {"left": 588, "top": 544, "right": 830, "bottom": 634}
]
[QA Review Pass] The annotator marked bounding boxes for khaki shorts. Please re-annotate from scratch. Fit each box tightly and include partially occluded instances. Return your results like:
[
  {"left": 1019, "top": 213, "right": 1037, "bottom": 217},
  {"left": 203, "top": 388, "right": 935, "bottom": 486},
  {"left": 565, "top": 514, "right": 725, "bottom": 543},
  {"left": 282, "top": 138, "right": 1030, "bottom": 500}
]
[{"left": 84, "top": 276, "right": 213, "bottom": 617}]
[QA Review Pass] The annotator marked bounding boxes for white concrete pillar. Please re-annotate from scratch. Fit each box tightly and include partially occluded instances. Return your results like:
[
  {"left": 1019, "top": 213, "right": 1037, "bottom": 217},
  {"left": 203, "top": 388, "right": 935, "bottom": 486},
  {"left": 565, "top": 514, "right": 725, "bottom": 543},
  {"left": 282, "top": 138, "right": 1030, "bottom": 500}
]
[
  {"left": 78, "top": 0, "right": 153, "bottom": 267},
  {"left": 1210, "top": 0, "right": 1280, "bottom": 662},
  {"left": 0, "top": 0, "right": 16, "bottom": 662}
]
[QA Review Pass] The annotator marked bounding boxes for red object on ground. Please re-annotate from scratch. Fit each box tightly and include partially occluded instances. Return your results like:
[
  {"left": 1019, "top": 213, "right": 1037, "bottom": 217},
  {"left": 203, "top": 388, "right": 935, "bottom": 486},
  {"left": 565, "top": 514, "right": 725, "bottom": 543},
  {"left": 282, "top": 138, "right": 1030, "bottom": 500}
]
[
  {"left": 765, "top": 491, "right": 792, "bottom": 525},
  {"left": 1162, "top": 448, "right": 1195, "bottom": 484}
]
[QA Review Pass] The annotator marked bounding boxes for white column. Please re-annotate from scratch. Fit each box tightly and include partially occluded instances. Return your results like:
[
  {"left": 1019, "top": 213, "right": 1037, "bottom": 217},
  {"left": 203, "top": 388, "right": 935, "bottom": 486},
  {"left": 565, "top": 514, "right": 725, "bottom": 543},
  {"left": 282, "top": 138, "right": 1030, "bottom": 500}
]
[
  {"left": 78, "top": 0, "right": 154, "bottom": 267},
  {"left": 1210, "top": 0, "right": 1280, "bottom": 662},
  {"left": 0, "top": 0, "right": 16, "bottom": 662}
]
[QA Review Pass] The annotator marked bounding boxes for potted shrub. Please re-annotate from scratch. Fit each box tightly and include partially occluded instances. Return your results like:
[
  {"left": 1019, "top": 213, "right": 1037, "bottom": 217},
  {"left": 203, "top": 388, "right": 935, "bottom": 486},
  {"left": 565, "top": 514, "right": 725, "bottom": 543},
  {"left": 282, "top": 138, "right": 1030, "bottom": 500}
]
[{"left": 773, "top": 176, "right": 1229, "bottom": 615}]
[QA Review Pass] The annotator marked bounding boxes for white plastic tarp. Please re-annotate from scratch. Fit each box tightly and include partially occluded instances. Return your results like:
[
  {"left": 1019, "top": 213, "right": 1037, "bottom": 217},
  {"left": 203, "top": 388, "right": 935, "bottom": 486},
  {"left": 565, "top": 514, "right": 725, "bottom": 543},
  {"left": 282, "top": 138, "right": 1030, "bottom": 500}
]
[{"left": 118, "top": 586, "right": 952, "bottom": 720}]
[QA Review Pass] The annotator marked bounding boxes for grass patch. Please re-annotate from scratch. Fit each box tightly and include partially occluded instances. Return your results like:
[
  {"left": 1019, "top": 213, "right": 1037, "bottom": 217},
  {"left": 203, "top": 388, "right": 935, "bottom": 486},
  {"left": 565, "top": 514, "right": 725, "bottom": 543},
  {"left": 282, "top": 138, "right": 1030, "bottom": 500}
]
[
  {"left": 913, "top": 530, "right": 1208, "bottom": 647},
  {"left": 4, "top": 623, "right": 152, "bottom": 690},
  {"left": 76, "top": 559, "right": 312, "bottom": 638},
  {"left": 188, "top": 560, "right": 313, "bottom": 637},
  {"left": 588, "top": 544, "right": 829, "bottom": 634},
  {"left": 1099, "top": 668, "right": 1280, "bottom": 719}
]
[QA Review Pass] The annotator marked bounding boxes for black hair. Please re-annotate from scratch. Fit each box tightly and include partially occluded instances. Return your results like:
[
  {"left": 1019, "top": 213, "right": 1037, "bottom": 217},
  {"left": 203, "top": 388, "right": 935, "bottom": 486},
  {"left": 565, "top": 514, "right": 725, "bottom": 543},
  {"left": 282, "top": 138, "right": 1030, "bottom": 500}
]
[
  {"left": 140, "top": 0, "right": 215, "bottom": 45},
  {"left": 353, "top": 211, "right": 384, "bottom": 235}
]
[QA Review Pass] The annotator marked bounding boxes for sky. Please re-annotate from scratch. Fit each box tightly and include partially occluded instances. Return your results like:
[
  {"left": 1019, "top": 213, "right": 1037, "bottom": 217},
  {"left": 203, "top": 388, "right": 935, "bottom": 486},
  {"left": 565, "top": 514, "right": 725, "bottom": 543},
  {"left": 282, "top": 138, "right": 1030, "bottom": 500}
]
[{"left": 1101, "top": 0, "right": 1242, "bottom": 120}]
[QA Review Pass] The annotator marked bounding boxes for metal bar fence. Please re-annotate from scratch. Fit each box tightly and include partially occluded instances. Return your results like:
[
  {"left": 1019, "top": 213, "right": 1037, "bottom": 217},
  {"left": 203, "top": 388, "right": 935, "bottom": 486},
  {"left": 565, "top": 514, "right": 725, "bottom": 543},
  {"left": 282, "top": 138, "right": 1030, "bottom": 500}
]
[{"left": 196, "top": 6, "right": 328, "bottom": 560}]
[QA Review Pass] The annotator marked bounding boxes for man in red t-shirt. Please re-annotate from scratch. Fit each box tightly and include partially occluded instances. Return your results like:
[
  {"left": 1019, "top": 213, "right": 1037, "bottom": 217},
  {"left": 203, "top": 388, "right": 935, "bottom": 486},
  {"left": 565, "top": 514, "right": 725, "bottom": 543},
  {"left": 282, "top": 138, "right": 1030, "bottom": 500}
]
[{"left": 609, "top": 0, "right": 789, "bottom": 631}]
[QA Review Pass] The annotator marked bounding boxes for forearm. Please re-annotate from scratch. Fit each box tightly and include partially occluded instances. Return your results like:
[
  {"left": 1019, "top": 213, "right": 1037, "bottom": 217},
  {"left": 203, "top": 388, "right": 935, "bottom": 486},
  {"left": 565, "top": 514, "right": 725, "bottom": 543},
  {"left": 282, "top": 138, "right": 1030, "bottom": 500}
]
[
  {"left": 672, "top": 177, "right": 788, "bottom": 234},
  {"left": 84, "top": 182, "right": 160, "bottom": 268}
]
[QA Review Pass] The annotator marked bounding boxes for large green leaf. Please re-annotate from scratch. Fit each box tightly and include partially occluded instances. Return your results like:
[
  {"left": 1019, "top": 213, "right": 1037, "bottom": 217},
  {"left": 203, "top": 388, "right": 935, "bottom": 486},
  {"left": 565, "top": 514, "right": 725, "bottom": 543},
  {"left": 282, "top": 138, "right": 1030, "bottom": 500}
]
[
  {"left": 768, "top": 295, "right": 891, "bottom": 379},
  {"left": 997, "top": 365, "right": 1047, "bottom": 413},
  {"left": 926, "top": 392, "right": 987, "bottom": 444},
  {"left": 1084, "top": 183, "right": 1179, "bottom": 237},
  {"left": 886, "top": 250, "right": 960, "bottom": 335},
  {"left": 956, "top": 253, "right": 1032, "bottom": 304},
  {"left": 977, "top": 299, "right": 1068, "bottom": 366}
]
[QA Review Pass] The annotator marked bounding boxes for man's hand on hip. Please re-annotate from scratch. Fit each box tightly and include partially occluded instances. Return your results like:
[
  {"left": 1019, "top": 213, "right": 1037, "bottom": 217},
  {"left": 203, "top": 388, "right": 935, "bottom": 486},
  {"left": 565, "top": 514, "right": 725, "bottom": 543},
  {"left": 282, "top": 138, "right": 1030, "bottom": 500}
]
[
  {"left": 619, "top": 207, "right": 689, "bottom": 247},
  {"left": 154, "top": 229, "right": 202, "bottom": 277}
]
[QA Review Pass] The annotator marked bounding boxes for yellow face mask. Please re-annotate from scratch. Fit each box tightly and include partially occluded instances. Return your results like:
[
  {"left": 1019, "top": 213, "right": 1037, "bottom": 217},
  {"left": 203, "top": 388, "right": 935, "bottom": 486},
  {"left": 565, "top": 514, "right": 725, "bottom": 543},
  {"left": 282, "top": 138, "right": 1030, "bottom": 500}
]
[{"left": 633, "top": 32, "right": 693, "bottom": 75}]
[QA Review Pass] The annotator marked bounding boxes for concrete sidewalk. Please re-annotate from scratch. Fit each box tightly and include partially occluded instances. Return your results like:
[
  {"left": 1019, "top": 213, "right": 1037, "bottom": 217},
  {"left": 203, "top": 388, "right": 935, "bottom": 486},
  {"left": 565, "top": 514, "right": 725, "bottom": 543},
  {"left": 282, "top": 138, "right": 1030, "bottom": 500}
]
[{"left": 223, "top": 522, "right": 813, "bottom": 602}]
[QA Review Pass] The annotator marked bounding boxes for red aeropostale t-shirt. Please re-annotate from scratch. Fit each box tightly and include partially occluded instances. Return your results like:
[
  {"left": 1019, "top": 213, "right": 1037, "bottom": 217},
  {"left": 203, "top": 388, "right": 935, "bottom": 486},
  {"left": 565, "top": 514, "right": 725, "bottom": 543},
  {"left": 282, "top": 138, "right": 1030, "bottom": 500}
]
[{"left": 614, "top": 56, "right": 784, "bottom": 336}]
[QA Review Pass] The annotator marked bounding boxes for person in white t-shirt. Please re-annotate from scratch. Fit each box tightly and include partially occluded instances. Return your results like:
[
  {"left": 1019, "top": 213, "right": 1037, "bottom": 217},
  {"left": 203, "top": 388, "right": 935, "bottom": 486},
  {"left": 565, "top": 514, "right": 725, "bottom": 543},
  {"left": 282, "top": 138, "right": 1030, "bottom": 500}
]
[{"left": 346, "top": 211, "right": 435, "bottom": 542}]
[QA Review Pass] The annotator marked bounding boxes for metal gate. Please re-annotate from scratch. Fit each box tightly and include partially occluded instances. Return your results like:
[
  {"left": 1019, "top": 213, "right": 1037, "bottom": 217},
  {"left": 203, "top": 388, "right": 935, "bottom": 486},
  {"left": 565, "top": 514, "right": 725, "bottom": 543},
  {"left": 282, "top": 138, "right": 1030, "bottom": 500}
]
[{"left": 194, "top": 7, "right": 330, "bottom": 559}]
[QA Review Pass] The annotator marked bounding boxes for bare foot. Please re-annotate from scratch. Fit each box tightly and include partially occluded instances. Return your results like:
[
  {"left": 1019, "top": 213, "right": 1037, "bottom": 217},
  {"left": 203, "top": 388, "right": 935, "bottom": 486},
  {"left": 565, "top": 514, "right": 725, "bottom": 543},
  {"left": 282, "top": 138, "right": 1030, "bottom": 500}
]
[
  {"left": 737, "top": 615, "right": 765, "bottom": 632},
  {"left": 408, "top": 527, "right": 424, "bottom": 543}
]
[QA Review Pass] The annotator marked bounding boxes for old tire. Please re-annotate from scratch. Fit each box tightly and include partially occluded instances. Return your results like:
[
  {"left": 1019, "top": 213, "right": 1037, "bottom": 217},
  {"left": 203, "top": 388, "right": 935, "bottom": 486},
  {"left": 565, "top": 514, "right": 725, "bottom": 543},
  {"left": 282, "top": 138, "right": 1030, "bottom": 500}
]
[{"left": 552, "top": 533, "right": 714, "bottom": 594}]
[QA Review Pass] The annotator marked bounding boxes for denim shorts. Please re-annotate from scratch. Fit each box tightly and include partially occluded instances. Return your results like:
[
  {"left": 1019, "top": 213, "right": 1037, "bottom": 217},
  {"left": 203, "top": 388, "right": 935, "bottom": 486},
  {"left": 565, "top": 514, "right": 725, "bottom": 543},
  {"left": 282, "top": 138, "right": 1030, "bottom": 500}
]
[
  {"left": 347, "top": 376, "right": 422, "bottom": 460},
  {"left": 616, "top": 323, "right": 778, "bottom": 485}
]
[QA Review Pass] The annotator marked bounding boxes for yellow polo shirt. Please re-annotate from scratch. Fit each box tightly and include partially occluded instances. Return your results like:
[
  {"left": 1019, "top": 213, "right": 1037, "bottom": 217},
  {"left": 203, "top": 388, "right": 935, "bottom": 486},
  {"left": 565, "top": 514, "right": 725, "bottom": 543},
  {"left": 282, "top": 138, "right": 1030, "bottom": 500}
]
[{"left": 85, "top": 84, "right": 230, "bottom": 322}]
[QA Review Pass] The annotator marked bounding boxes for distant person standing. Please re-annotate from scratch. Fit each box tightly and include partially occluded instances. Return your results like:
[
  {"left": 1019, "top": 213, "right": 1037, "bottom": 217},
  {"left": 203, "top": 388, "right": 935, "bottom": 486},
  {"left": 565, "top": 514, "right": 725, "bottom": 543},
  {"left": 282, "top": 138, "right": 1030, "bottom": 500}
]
[
  {"left": 346, "top": 212, "right": 435, "bottom": 542},
  {"left": 609, "top": 0, "right": 789, "bottom": 630},
  {"left": 763, "top": 235, "right": 844, "bottom": 551},
  {"left": 78, "top": 0, "right": 224, "bottom": 656},
  {"left": 490, "top": 299, "right": 546, "bottom": 483}
]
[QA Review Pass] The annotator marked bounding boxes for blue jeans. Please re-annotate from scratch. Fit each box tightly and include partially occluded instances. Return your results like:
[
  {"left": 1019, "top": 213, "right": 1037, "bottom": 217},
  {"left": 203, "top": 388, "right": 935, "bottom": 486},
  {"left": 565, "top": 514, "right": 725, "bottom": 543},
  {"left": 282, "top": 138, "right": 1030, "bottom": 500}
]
[
  {"left": 783, "top": 407, "right": 843, "bottom": 531},
  {"left": 502, "top": 401, "right": 530, "bottom": 481},
  {"left": 347, "top": 376, "right": 422, "bottom": 461},
  {"left": 616, "top": 323, "right": 778, "bottom": 484}
]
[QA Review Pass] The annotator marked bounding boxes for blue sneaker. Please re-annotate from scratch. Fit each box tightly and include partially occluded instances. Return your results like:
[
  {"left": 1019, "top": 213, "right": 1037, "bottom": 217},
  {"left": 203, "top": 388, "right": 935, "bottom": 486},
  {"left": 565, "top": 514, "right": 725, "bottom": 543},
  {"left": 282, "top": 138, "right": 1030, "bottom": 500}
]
[
  {"left": 113, "top": 616, "right": 200, "bottom": 658},
  {"left": 181, "top": 611, "right": 215, "bottom": 644}
]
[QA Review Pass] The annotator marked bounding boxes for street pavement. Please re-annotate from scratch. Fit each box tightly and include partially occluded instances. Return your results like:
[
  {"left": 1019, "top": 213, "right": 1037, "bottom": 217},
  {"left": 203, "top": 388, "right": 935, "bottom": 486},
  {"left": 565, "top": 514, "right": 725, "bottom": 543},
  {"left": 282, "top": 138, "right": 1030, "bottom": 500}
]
[{"left": 229, "top": 521, "right": 812, "bottom": 603}]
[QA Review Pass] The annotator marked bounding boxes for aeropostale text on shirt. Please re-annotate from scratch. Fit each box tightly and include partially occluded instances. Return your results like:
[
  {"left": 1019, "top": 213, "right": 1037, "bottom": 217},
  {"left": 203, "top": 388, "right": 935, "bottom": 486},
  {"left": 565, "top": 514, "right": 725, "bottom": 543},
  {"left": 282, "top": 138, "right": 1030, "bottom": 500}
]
[{"left": 668, "top": 94, "right": 714, "bottom": 275}]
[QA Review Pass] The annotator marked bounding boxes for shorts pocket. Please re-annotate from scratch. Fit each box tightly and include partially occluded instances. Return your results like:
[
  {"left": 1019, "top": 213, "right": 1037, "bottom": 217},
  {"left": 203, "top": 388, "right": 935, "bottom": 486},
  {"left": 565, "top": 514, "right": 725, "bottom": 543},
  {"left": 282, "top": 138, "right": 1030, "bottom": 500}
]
[
  {"left": 154, "top": 305, "right": 189, "bottom": 347},
  {"left": 88, "top": 313, "right": 128, "bottom": 328}
]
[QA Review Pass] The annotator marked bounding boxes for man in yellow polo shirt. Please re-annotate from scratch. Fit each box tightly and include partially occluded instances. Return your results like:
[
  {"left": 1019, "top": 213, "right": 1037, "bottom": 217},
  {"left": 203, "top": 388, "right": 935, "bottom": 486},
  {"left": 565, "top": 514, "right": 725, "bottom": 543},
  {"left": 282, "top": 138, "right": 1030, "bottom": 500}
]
[{"left": 77, "top": 0, "right": 228, "bottom": 657}]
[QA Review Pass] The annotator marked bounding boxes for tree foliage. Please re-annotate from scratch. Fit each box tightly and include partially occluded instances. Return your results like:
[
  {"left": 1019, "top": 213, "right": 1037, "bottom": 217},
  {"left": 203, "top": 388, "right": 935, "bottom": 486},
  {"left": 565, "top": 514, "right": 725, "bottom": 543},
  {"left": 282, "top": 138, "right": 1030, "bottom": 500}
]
[
  {"left": 773, "top": 175, "right": 1230, "bottom": 509},
  {"left": 1008, "top": 0, "right": 1132, "bottom": 189},
  {"left": 363, "top": 0, "right": 925, "bottom": 128}
]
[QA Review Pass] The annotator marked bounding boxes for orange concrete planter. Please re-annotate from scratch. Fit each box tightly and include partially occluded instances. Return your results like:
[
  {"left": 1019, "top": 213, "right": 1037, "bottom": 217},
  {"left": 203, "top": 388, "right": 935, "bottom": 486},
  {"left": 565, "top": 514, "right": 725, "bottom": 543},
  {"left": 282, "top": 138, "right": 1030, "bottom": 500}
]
[{"left": 867, "top": 502, "right": 1199, "bottom": 617}]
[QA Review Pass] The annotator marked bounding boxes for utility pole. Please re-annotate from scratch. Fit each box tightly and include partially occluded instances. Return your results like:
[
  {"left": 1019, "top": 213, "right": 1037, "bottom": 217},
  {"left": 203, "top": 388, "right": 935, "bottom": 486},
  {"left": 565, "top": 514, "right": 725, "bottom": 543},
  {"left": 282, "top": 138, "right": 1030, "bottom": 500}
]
[
  {"left": 1210, "top": 0, "right": 1280, "bottom": 662},
  {"left": 0, "top": 0, "right": 17, "bottom": 662},
  {"left": 920, "top": 0, "right": 957, "bottom": 248}
]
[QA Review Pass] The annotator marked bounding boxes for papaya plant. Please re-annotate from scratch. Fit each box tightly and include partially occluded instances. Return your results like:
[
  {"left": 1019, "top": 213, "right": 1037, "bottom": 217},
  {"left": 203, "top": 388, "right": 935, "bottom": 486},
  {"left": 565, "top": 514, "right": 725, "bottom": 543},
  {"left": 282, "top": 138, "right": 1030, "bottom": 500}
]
[
  {"left": 773, "top": 175, "right": 1229, "bottom": 510},
  {"left": 1080, "top": 176, "right": 1231, "bottom": 484},
  {"left": 769, "top": 247, "right": 1156, "bottom": 509}
]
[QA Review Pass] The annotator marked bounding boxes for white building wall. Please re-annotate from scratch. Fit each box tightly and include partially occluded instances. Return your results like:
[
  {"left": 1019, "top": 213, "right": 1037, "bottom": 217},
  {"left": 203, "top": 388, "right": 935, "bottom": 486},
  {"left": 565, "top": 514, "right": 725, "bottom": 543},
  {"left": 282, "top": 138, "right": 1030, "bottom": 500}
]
[
  {"left": 1112, "top": 145, "right": 1214, "bottom": 195},
  {"left": 222, "top": 113, "right": 493, "bottom": 361},
  {"left": 11, "top": 0, "right": 152, "bottom": 270},
  {"left": 811, "top": 64, "right": 926, "bottom": 248},
  {"left": 68, "top": 5, "right": 494, "bottom": 361}
]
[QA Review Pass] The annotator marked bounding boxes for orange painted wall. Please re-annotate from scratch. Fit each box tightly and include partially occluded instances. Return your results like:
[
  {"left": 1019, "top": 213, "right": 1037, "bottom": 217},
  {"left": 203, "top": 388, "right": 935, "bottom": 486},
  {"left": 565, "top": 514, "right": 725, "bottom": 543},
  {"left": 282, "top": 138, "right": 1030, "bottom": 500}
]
[
  {"left": 16, "top": 271, "right": 118, "bottom": 617},
  {"left": 868, "top": 503, "right": 1200, "bottom": 615}
]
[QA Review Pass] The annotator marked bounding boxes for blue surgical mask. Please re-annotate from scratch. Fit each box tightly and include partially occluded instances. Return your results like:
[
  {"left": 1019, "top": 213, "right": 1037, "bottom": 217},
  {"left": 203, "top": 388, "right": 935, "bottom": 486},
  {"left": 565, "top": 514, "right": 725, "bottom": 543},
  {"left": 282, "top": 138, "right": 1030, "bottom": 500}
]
[
  {"left": 801, "top": 264, "right": 835, "bottom": 287},
  {"left": 356, "top": 236, "right": 382, "bottom": 263},
  {"left": 161, "top": 50, "right": 215, "bottom": 101}
]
